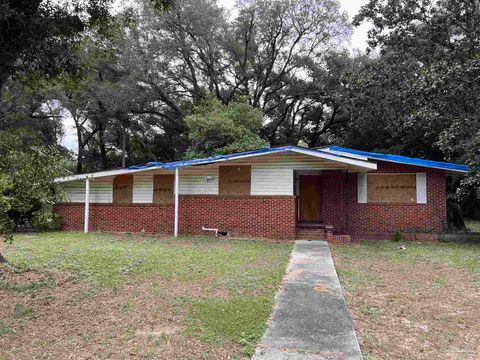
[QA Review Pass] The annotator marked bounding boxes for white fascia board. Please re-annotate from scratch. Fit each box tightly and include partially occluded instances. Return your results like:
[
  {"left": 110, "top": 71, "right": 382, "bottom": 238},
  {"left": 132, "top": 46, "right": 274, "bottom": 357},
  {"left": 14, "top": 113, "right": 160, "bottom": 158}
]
[
  {"left": 292, "top": 148, "right": 377, "bottom": 170},
  {"left": 321, "top": 147, "right": 370, "bottom": 161},
  {"left": 54, "top": 166, "right": 164, "bottom": 183}
]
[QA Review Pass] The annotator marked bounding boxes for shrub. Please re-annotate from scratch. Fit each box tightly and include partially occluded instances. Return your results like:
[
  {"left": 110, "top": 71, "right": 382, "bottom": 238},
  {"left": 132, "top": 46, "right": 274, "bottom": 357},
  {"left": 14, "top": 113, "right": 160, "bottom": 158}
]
[
  {"left": 392, "top": 230, "right": 403, "bottom": 242},
  {"left": 30, "top": 214, "right": 62, "bottom": 232}
]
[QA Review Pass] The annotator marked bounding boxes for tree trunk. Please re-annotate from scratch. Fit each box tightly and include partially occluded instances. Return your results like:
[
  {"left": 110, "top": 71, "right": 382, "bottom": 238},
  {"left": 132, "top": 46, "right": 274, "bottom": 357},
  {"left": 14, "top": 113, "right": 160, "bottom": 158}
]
[
  {"left": 98, "top": 126, "right": 108, "bottom": 169},
  {"left": 121, "top": 128, "right": 126, "bottom": 168},
  {"left": 76, "top": 126, "right": 84, "bottom": 173},
  {"left": 447, "top": 199, "right": 466, "bottom": 231}
]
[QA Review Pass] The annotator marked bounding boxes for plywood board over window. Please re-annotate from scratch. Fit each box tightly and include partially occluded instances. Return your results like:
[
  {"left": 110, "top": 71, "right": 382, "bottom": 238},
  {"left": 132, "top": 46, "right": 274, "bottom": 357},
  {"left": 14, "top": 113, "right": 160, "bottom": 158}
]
[
  {"left": 113, "top": 175, "right": 133, "bottom": 204},
  {"left": 153, "top": 174, "right": 174, "bottom": 204},
  {"left": 367, "top": 173, "right": 416, "bottom": 203},
  {"left": 219, "top": 165, "right": 251, "bottom": 195}
]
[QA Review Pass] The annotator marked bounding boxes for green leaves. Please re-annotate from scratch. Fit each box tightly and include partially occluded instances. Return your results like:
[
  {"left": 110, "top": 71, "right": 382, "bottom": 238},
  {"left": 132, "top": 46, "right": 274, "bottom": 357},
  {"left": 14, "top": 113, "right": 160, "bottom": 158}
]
[
  {"left": 0, "top": 129, "right": 67, "bottom": 241},
  {"left": 184, "top": 96, "right": 269, "bottom": 157}
]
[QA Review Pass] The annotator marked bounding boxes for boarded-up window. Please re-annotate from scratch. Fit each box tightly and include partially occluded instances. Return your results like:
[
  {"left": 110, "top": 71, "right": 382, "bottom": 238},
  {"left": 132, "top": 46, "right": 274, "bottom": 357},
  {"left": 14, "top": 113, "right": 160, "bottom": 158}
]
[
  {"left": 219, "top": 165, "right": 251, "bottom": 195},
  {"left": 153, "top": 175, "right": 174, "bottom": 204},
  {"left": 113, "top": 175, "right": 133, "bottom": 204},
  {"left": 367, "top": 173, "right": 417, "bottom": 203}
]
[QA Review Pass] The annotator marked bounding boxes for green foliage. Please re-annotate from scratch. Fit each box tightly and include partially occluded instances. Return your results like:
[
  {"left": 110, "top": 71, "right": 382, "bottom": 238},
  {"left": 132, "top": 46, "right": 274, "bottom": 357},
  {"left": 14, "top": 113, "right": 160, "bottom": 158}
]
[
  {"left": 187, "top": 296, "right": 274, "bottom": 355},
  {"left": 13, "top": 303, "right": 36, "bottom": 321},
  {"left": 30, "top": 214, "right": 62, "bottom": 233},
  {"left": 391, "top": 230, "right": 403, "bottom": 242},
  {"left": 0, "top": 129, "right": 66, "bottom": 241},
  {"left": 0, "top": 320, "right": 13, "bottom": 337},
  {"left": 345, "top": 0, "right": 480, "bottom": 197},
  {"left": 185, "top": 96, "right": 269, "bottom": 157}
]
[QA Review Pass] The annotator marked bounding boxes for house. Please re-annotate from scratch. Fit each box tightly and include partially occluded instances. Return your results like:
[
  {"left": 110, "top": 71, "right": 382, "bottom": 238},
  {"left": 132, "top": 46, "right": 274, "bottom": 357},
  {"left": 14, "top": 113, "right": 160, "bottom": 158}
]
[{"left": 53, "top": 146, "right": 469, "bottom": 242}]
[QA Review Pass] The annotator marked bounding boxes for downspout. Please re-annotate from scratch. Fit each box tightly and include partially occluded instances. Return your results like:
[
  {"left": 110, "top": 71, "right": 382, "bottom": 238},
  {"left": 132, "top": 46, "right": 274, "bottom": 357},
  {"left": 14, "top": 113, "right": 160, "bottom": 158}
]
[
  {"left": 84, "top": 177, "right": 90, "bottom": 233},
  {"left": 174, "top": 167, "right": 179, "bottom": 237}
]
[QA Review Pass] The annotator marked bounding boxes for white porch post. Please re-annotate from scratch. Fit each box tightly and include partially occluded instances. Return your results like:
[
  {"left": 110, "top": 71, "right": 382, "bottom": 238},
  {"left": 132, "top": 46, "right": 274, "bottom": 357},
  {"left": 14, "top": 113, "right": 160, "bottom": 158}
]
[
  {"left": 84, "top": 177, "right": 90, "bottom": 233},
  {"left": 174, "top": 167, "right": 179, "bottom": 237}
]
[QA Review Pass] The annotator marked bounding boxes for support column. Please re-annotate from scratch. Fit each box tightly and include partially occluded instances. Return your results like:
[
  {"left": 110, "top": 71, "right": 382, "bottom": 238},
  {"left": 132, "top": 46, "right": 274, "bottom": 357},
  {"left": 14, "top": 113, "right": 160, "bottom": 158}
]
[
  {"left": 174, "top": 167, "right": 179, "bottom": 237},
  {"left": 84, "top": 177, "right": 90, "bottom": 233}
]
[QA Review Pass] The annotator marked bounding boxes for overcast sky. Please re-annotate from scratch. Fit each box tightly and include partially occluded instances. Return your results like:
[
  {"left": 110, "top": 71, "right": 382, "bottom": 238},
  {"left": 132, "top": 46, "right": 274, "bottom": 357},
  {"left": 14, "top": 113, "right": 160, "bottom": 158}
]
[
  {"left": 218, "top": 0, "right": 371, "bottom": 51},
  {"left": 61, "top": 0, "right": 371, "bottom": 152}
]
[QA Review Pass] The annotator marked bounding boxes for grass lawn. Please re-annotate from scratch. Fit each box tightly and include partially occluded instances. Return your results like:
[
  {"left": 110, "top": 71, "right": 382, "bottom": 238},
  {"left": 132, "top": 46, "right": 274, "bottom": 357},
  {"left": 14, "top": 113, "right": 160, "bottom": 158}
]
[
  {"left": 0, "top": 232, "right": 292, "bottom": 359},
  {"left": 465, "top": 220, "right": 480, "bottom": 232},
  {"left": 332, "top": 240, "right": 480, "bottom": 360}
]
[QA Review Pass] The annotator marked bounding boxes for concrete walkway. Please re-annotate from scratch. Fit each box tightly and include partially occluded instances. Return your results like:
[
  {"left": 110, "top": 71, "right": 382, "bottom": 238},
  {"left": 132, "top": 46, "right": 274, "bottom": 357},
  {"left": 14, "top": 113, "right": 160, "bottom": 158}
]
[{"left": 253, "top": 240, "right": 362, "bottom": 360}]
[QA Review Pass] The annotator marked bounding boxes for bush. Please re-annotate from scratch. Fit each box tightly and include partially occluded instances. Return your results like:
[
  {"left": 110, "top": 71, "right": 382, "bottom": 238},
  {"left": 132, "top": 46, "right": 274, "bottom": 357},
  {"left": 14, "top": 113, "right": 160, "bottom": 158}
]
[
  {"left": 392, "top": 230, "right": 403, "bottom": 242},
  {"left": 30, "top": 214, "right": 62, "bottom": 232}
]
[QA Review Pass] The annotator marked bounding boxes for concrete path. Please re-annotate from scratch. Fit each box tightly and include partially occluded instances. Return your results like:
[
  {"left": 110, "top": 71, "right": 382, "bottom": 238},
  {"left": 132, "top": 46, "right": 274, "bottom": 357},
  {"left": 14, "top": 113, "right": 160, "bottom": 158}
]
[{"left": 253, "top": 240, "right": 362, "bottom": 360}]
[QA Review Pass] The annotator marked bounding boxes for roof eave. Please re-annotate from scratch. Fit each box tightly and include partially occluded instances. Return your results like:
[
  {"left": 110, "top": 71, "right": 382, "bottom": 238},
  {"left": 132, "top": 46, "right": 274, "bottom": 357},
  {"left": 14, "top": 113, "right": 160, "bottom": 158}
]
[{"left": 54, "top": 166, "right": 165, "bottom": 183}]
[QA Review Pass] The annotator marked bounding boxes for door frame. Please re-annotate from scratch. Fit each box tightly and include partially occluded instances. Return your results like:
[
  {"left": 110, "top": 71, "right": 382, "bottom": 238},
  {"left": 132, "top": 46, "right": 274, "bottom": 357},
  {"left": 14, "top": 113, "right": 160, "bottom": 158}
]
[{"left": 294, "top": 170, "right": 323, "bottom": 224}]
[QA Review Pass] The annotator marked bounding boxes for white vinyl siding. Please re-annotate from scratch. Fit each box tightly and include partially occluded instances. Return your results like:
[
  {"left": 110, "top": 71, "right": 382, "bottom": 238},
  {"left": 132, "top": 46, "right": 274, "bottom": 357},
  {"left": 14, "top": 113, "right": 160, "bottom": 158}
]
[
  {"left": 179, "top": 168, "right": 218, "bottom": 195},
  {"left": 251, "top": 167, "right": 293, "bottom": 195},
  {"left": 62, "top": 180, "right": 112, "bottom": 203},
  {"left": 416, "top": 173, "right": 427, "bottom": 204},
  {"left": 132, "top": 174, "right": 153, "bottom": 203},
  {"left": 357, "top": 173, "right": 368, "bottom": 203}
]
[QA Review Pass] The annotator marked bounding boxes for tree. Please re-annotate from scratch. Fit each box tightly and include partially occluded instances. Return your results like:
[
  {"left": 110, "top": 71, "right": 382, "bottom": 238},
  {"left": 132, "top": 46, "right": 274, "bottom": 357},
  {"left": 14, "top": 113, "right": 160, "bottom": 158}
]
[
  {"left": 21, "top": 0, "right": 352, "bottom": 172},
  {"left": 0, "top": 0, "right": 174, "bottom": 93},
  {"left": 338, "top": 0, "right": 480, "bottom": 159},
  {"left": 184, "top": 96, "right": 268, "bottom": 157},
  {"left": 337, "top": 0, "right": 480, "bottom": 224},
  {"left": 0, "top": 129, "right": 67, "bottom": 261}
]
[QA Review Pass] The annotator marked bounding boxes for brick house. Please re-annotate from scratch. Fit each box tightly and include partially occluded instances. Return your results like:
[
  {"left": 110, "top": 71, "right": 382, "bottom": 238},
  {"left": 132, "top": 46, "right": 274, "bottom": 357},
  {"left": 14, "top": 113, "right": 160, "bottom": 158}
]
[{"left": 54, "top": 146, "right": 469, "bottom": 242}]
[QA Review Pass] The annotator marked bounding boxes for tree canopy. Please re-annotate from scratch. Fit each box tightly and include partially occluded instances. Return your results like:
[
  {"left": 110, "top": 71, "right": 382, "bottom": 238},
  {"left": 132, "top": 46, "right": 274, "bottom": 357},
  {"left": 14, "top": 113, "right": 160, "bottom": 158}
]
[
  {"left": 185, "top": 96, "right": 268, "bottom": 158},
  {"left": 0, "top": 130, "right": 66, "bottom": 247}
]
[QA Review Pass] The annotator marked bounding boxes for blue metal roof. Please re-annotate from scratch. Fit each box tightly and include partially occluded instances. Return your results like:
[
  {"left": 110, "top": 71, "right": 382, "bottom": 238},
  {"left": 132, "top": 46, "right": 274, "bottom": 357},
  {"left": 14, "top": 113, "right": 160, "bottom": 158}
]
[
  {"left": 128, "top": 146, "right": 297, "bottom": 170},
  {"left": 326, "top": 146, "right": 469, "bottom": 173},
  {"left": 126, "top": 145, "right": 470, "bottom": 173}
]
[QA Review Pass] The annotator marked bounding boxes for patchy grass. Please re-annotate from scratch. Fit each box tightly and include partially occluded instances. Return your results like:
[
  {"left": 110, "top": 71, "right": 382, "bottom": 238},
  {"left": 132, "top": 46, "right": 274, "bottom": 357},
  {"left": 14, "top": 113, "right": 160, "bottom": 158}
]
[
  {"left": 0, "top": 232, "right": 292, "bottom": 359},
  {"left": 465, "top": 219, "right": 480, "bottom": 232},
  {"left": 332, "top": 240, "right": 480, "bottom": 360}
]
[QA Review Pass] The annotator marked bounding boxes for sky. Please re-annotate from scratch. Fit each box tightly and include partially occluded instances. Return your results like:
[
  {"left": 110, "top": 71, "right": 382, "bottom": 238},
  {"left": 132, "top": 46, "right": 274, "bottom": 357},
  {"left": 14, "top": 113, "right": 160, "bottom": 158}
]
[{"left": 61, "top": 0, "right": 371, "bottom": 152}]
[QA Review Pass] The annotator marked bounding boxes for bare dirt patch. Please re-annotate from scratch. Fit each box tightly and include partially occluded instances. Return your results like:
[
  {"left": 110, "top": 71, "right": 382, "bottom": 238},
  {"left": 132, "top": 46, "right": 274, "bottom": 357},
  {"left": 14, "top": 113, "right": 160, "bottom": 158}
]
[
  {"left": 0, "top": 266, "right": 239, "bottom": 360},
  {"left": 333, "top": 256, "right": 480, "bottom": 359}
]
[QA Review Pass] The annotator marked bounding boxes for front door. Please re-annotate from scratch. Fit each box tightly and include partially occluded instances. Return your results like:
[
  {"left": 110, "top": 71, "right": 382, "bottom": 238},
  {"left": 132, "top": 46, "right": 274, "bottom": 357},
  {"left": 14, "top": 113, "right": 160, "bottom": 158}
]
[{"left": 298, "top": 175, "right": 322, "bottom": 223}]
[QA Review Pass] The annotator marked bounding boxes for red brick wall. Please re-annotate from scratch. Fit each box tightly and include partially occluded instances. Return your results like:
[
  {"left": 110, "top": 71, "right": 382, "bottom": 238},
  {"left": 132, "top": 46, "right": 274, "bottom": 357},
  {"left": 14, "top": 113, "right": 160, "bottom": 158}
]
[
  {"left": 53, "top": 203, "right": 173, "bottom": 233},
  {"left": 54, "top": 196, "right": 297, "bottom": 239},
  {"left": 180, "top": 195, "right": 296, "bottom": 239},
  {"left": 321, "top": 171, "right": 346, "bottom": 232},
  {"left": 321, "top": 163, "right": 447, "bottom": 240}
]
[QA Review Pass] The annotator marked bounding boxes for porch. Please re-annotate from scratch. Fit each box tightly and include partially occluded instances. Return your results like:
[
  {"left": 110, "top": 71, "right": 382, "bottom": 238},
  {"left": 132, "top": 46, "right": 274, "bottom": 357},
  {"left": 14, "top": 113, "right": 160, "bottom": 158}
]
[{"left": 294, "top": 171, "right": 353, "bottom": 243}]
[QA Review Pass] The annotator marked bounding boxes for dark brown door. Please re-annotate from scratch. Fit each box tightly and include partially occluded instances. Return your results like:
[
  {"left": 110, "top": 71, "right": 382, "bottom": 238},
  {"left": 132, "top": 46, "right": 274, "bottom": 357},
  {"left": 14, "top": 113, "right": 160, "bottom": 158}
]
[{"left": 298, "top": 175, "right": 322, "bottom": 223}]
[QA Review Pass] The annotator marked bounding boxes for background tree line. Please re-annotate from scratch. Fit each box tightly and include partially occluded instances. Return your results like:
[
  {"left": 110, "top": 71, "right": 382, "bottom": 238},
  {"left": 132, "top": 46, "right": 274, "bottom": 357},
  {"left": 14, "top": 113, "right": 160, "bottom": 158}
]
[{"left": 0, "top": 0, "right": 479, "bottom": 232}]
